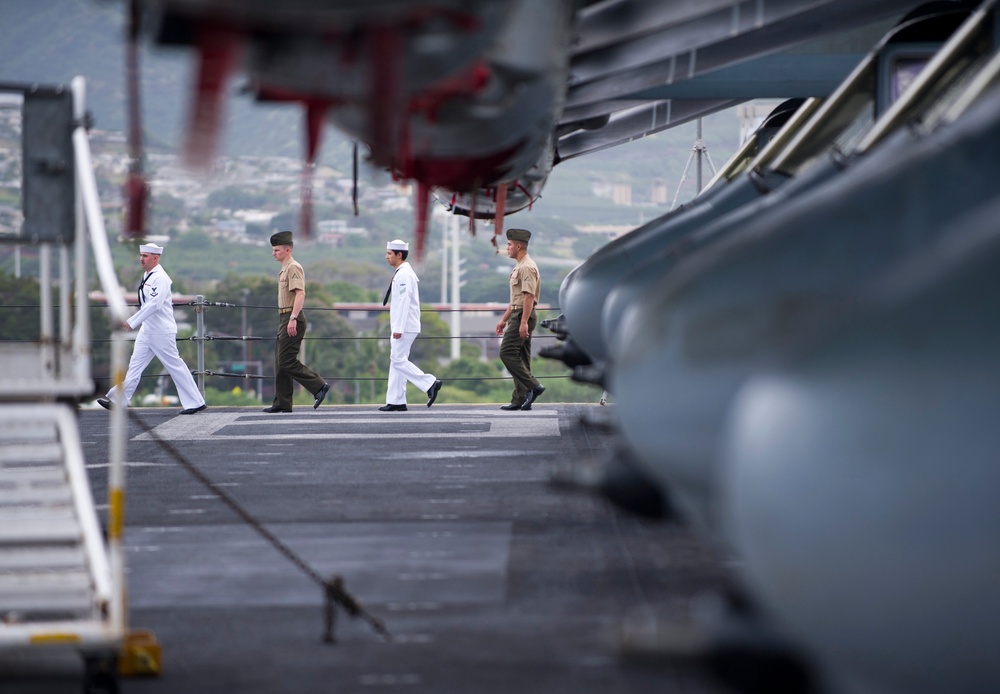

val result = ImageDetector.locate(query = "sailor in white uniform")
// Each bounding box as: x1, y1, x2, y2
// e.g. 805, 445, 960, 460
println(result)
380, 239, 442, 411
99, 243, 206, 414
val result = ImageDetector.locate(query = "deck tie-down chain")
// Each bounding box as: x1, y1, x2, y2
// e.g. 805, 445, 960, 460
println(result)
126, 409, 391, 643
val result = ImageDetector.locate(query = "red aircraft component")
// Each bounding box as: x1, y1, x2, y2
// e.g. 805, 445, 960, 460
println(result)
134, 1, 572, 259
123, 0, 146, 238
184, 23, 241, 170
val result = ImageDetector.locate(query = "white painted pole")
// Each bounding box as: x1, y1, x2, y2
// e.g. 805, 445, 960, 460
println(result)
449, 215, 461, 361
72, 77, 129, 325
74, 75, 127, 641
440, 213, 449, 304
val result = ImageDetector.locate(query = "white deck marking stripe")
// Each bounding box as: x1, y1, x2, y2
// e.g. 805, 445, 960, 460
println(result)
237, 409, 557, 417
133, 411, 560, 441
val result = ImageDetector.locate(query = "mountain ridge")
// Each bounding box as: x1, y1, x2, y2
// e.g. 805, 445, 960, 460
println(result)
0, 1, 741, 192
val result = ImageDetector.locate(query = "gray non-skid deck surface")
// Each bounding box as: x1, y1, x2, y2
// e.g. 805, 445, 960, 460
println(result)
7, 405, 735, 693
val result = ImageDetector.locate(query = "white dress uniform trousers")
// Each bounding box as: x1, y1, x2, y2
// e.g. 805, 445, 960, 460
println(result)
386, 262, 436, 404
107, 265, 206, 410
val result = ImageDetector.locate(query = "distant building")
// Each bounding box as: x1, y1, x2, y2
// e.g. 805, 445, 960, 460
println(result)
650, 178, 670, 205
317, 218, 368, 245
0, 204, 21, 236
611, 182, 632, 206
213, 219, 247, 236
143, 235, 171, 248
234, 209, 278, 226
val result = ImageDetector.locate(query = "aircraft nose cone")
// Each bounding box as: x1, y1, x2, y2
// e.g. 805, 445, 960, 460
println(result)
721, 208, 1000, 694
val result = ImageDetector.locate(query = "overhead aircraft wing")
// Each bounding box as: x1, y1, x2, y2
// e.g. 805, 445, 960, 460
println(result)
554, 0, 924, 161
129, 0, 931, 255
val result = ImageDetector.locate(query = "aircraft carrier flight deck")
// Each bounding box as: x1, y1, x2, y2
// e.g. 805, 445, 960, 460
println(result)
3, 404, 735, 694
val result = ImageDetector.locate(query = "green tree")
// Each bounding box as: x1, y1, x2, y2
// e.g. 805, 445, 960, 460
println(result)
438, 357, 505, 396
245, 222, 269, 243
203, 386, 261, 406
413, 309, 450, 365
338, 327, 386, 405
299, 303, 365, 405
309, 258, 385, 291
150, 192, 188, 230
206, 186, 268, 210
269, 211, 297, 231
0, 271, 42, 340
207, 273, 369, 405
324, 280, 378, 303
369, 305, 450, 363
461, 271, 512, 304
170, 228, 214, 254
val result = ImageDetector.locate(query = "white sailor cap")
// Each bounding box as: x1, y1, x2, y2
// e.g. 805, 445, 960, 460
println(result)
386, 239, 409, 251
139, 243, 164, 255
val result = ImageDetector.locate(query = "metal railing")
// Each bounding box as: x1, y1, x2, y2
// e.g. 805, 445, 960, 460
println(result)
0, 77, 129, 649
0, 299, 564, 398
71, 76, 130, 644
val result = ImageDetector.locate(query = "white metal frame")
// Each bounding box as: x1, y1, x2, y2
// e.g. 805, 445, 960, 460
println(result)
0, 404, 115, 648
0, 76, 129, 652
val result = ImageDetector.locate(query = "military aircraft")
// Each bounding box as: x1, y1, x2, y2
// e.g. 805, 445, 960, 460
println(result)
609, 0, 997, 537
544, 0, 982, 529
547, 2, 976, 377
129, 0, 927, 254
719, 109, 1000, 694
606, 6, 1000, 692
108, 2, 1000, 693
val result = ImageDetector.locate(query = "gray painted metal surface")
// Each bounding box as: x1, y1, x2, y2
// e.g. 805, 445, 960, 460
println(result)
558, 3, 979, 369
611, 62, 1000, 535
0, 405, 734, 694
721, 197, 1000, 694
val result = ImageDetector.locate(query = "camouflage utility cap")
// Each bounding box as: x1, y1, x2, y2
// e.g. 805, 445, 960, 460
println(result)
506, 228, 531, 243
270, 231, 293, 246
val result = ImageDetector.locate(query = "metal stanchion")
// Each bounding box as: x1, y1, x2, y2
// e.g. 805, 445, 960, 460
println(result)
195, 294, 205, 395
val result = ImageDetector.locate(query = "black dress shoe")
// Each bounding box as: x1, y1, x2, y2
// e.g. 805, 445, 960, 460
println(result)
378, 404, 408, 412
426, 380, 442, 408
179, 404, 207, 415
520, 384, 546, 411
96, 398, 112, 411
262, 406, 292, 413
500, 403, 522, 411
313, 382, 331, 409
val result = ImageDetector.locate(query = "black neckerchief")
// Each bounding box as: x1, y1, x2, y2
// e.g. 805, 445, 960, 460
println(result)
137, 269, 152, 305
383, 267, 400, 306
